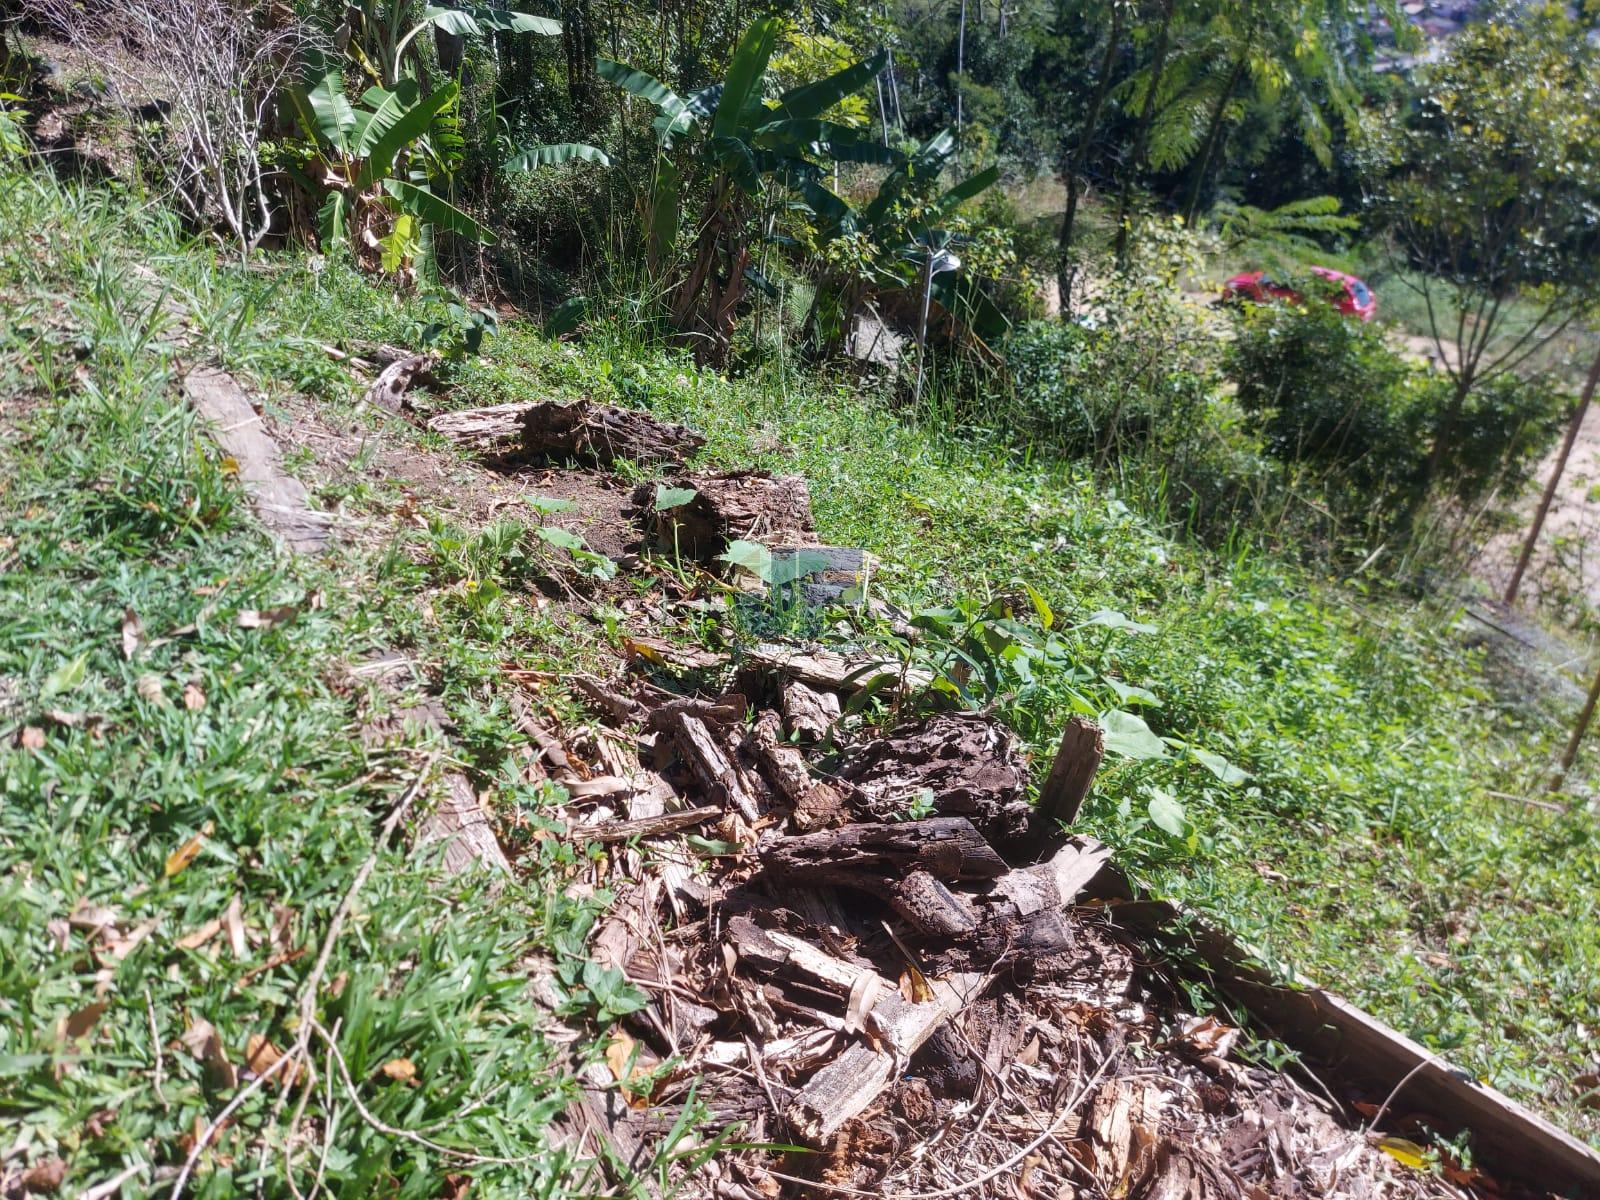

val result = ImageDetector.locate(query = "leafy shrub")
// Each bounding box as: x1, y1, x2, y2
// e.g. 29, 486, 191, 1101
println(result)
1227, 297, 1561, 543
1007, 234, 1218, 460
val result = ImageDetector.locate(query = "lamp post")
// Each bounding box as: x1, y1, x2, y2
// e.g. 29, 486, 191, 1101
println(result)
913, 245, 961, 405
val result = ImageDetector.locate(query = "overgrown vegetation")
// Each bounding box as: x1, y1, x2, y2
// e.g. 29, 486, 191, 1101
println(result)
3, 0, 1600, 1188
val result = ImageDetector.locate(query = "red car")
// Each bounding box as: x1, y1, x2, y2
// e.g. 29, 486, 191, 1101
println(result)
1221, 267, 1377, 322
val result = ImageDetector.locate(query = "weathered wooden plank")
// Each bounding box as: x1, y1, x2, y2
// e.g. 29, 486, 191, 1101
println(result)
1033, 716, 1104, 835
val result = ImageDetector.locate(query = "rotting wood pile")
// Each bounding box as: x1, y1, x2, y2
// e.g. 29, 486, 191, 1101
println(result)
511, 656, 1539, 1200
390, 394, 1589, 1198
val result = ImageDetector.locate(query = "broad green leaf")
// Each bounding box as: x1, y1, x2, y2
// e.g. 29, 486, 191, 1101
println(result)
1191, 746, 1250, 786
545, 296, 587, 336
302, 68, 356, 153
1101, 709, 1167, 759
771, 50, 888, 121
1146, 788, 1187, 837
718, 539, 772, 579
1020, 581, 1053, 629
768, 548, 834, 588
357, 81, 458, 190
536, 526, 586, 552
525, 495, 577, 514
317, 191, 348, 249
380, 179, 496, 244
504, 142, 610, 172
930, 164, 1000, 220
713, 17, 782, 139
649, 155, 680, 264
1107, 677, 1161, 708
596, 59, 685, 117
379, 213, 417, 273
422, 5, 561, 37
1083, 608, 1157, 634
41, 653, 87, 700
654, 485, 698, 510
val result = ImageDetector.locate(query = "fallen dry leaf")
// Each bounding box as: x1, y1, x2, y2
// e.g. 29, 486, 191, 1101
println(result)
135, 673, 164, 704
182, 682, 206, 711
121, 608, 142, 660
103, 916, 160, 962
19, 1156, 67, 1194
237, 603, 300, 630
244, 1033, 300, 1088
68, 901, 120, 936
163, 821, 214, 878
175, 916, 224, 951
1376, 1136, 1428, 1170
604, 1030, 658, 1109
1174, 1015, 1239, 1059
19, 725, 45, 750
180, 1018, 237, 1089
379, 1057, 417, 1083
60, 1000, 108, 1042
45, 709, 91, 729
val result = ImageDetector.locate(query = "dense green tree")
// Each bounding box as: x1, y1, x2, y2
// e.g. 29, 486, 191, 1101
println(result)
1367, 3, 1600, 481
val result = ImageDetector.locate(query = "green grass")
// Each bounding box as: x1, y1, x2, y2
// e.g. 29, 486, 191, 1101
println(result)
0, 173, 663, 1197
215, 266, 1600, 1144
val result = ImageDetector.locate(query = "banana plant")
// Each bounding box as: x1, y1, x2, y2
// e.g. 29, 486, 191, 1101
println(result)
599, 17, 897, 364
339, 2, 562, 88
288, 67, 606, 276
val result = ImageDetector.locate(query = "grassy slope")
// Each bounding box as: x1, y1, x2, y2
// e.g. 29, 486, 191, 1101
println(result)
2, 157, 1597, 1200
0, 175, 642, 1196
288, 289, 1600, 1139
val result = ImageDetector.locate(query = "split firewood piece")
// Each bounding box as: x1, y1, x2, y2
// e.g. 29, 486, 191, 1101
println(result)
362, 352, 438, 413
747, 642, 934, 695
747, 711, 847, 830
726, 916, 889, 996
634, 471, 814, 560
789, 971, 988, 1142
576, 804, 722, 843
1032, 715, 1105, 839
571, 676, 646, 727
642, 693, 747, 734
761, 817, 1008, 884
427, 402, 530, 450
781, 680, 840, 743
668, 713, 764, 824
522, 398, 705, 468
983, 835, 1112, 920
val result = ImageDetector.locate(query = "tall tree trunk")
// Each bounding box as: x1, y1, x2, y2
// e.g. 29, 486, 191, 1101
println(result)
1505, 346, 1600, 605
1553, 653, 1600, 791
956, 0, 968, 147
1113, 0, 1175, 270
1057, 0, 1124, 312
562, 0, 602, 128
1183, 53, 1246, 226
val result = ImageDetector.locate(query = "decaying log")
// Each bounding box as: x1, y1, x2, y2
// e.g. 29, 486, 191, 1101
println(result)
626, 635, 730, 674
982, 836, 1112, 922
362, 352, 438, 412
184, 366, 332, 554
746, 642, 934, 695
748, 711, 847, 830
523, 398, 705, 468
789, 971, 988, 1141
634, 471, 815, 560
781, 680, 840, 743
838, 712, 1033, 849
762, 818, 1008, 884
418, 772, 512, 878
577, 804, 722, 843
669, 713, 764, 824
1033, 715, 1104, 837
427, 402, 530, 450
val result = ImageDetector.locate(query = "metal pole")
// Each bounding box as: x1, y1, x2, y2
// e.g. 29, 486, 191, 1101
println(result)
914, 253, 935, 405
1505, 346, 1600, 606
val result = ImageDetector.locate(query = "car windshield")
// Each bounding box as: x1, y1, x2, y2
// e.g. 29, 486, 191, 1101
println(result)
1350, 281, 1372, 305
